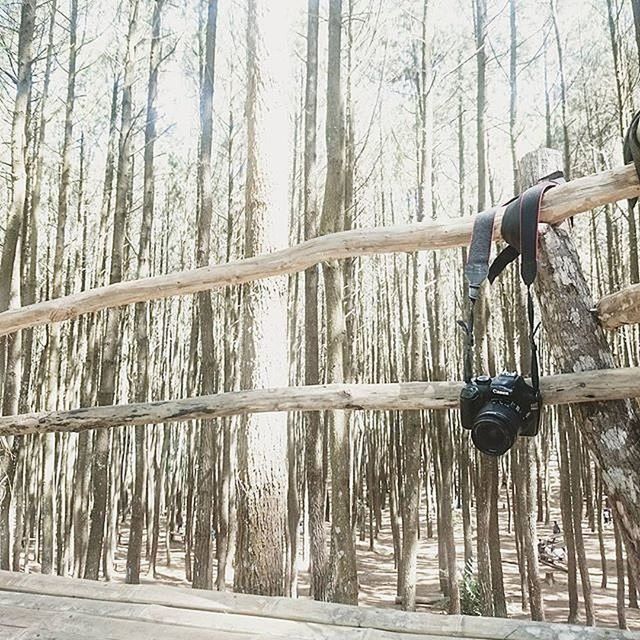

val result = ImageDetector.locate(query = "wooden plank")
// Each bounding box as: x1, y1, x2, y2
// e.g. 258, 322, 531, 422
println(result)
0, 572, 635, 639
0, 590, 473, 640
0, 367, 638, 437
0, 163, 638, 338
4, 608, 255, 640
0, 631, 25, 640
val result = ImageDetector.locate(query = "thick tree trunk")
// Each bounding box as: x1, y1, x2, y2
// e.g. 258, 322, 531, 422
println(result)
521, 148, 640, 586
233, 0, 289, 597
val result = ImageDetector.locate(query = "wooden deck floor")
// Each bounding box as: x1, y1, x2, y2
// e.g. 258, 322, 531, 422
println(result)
0, 571, 636, 640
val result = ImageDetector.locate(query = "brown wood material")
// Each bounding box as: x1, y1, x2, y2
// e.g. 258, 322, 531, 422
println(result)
597, 283, 640, 329
0, 571, 635, 639
0, 367, 638, 437
0, 163, 639, 337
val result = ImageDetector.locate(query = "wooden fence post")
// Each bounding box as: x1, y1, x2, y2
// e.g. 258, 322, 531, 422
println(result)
520, 148, 640, 584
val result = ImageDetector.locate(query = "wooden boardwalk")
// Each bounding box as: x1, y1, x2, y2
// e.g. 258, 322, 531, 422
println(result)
0, 571, 636, 640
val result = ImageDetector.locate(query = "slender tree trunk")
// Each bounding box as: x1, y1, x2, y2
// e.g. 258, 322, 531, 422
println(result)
191, 0, 219, 592
303, 0, 328, 602
399, 0, 433, 611
0, 5, 35, 552
127, 1, 165, 585
85, 0, 139, 580
614, 514, 628, 630
549, 0, 570, 180
0, 0, 34, 321
473, 0, 487, 210
320, 0, 358, 605
476, 454, 493, 616
631, 0, 640, 77
568, 416, 595, 625
42, 0, 79, 576
607, 0, 639, 283
488, 455, 506, 617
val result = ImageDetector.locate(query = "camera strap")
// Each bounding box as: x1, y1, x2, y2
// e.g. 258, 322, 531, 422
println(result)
624, 110, 640, 208
460, 208, 498, 382
461, 175, 563, 392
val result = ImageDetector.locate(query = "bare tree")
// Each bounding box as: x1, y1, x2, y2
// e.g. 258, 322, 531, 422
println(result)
234, 0, 290, 596
192, 0, 219, 591
85, 0, 139, 580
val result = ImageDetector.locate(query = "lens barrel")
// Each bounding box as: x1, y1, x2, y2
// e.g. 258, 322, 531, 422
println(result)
471, 400, 520, 456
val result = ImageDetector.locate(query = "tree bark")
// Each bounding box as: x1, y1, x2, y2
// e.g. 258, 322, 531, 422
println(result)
192, 0, 219, 592
127, 0, 165, 586
84, 0, 139, 580
303, 0, 328, 602
42, 0, 79, 577
521, 148, 640, 586
0, 0, 34, 321
320, 0, 358, 605
233, 0, 289, 597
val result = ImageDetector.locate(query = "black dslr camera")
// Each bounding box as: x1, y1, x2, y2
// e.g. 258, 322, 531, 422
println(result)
460, 372, 540, 456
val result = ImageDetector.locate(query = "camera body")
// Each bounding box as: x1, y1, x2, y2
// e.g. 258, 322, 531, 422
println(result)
460, 372, 540, 456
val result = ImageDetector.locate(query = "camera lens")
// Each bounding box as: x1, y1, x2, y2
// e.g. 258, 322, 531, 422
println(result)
471, 401, 520, 456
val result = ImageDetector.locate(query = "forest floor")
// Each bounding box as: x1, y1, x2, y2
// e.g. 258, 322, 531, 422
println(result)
44, 497, 638, 632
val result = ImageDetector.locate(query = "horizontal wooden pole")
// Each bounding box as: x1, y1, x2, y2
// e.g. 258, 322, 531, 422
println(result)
0, 164, 638, 337
597, 283, 640, 329
0, 367, 638, 437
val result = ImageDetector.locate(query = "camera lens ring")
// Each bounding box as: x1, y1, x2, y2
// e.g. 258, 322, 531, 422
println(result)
472, 400, 521, 456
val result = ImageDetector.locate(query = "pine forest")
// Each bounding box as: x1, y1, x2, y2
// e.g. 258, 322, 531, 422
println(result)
1, 0, 640, 632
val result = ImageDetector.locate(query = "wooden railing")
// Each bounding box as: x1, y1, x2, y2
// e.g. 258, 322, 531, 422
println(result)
0, 368, 637, 436
0, 161, 639, 436
0, 163, 638, 338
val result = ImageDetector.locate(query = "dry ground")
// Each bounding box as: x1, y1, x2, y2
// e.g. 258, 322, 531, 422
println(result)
20, 465, 640, 632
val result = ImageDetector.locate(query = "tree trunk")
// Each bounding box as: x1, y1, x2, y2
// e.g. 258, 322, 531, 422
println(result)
549, 0, 570, 180
473, 0, 487, 210
521, 147, 640, 586
42, 0, 79, 577
320, 0, 358, 605
303, 0, 328, 602
191, 0, 219, 591
0, 0, 34, 320
233, 0, 289, 597
126, 0, 164, 585
614, 514, 628, 630
85, 0, 139, 580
